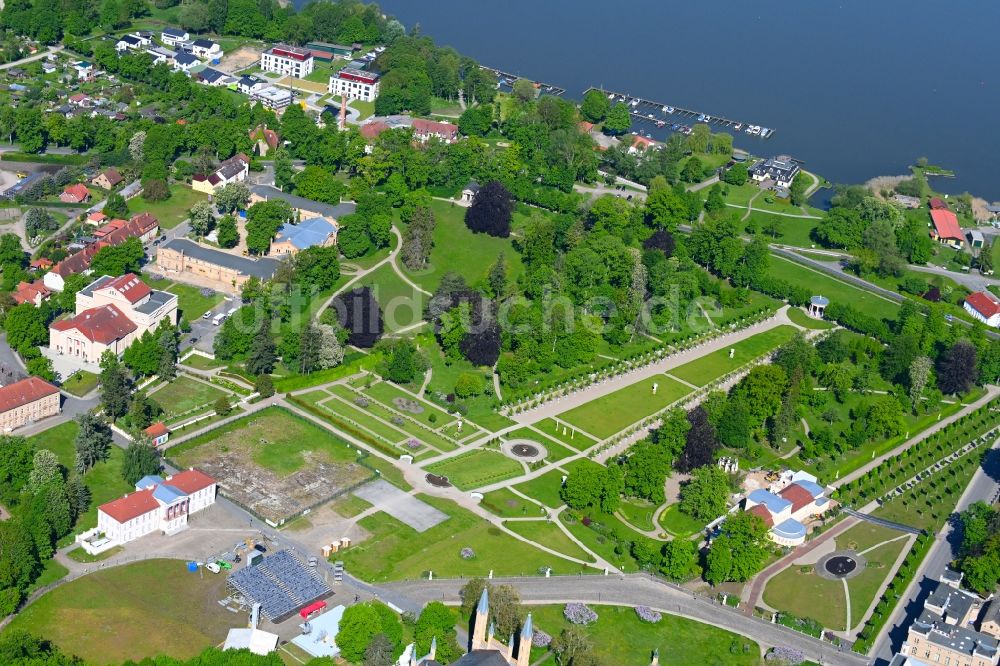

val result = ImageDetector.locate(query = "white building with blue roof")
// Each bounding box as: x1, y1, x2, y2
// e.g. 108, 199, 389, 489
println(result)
743, 471, 830, 546
269, 217, 338, 257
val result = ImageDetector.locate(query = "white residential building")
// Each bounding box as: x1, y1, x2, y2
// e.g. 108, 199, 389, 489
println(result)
251, 86, 293, 112
96, 470, 217, 545
965, 291, 1000, 328
191, 38, 222, 60
160, 27, 190, 47
328, 68, 380, 102
260, 45, 314, 78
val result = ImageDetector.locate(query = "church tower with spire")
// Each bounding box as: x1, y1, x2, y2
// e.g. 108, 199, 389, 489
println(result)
466, 587, 533, 666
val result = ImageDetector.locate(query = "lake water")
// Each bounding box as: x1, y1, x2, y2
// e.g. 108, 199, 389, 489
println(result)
321, 0, 1000, 200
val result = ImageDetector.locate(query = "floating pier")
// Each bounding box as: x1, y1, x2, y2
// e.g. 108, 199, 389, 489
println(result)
584, 87, 775, 139
480, 65, 566, 96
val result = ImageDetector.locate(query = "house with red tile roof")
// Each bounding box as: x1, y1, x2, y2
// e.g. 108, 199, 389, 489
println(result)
628, 134, 659, 154
411, 118, 459, 144
86, 211, 107, 225
30, 258, 53, 271
250, 125, 280, 156
929, 197, 949, 210
929, 208, 963, 248
192, 153, 250, 194
59, 183, 90, 203
96, 469, 216, 546
43, 215, 159, 292
49, 273, 177, 364
13, 280, 51, 306
144, 421, 170, 446
0, 376, 59, 432
92, 168, 123, 190
964, 291, 1000, 328
742, 470, 830, 546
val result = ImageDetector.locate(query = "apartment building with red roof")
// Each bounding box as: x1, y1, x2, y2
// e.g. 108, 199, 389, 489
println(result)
0, 376, 60, 432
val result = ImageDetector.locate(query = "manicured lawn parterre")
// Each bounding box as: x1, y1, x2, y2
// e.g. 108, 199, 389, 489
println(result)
170, 407, 361, 476
5, 559, 238, 664
617, 498, 657, 532
557, 375, 692, 439
60, 369, 99, 397
533, 418, 596, 451
128, 183, 207, 229
515, 469, 570, 509
148, 375, 228, 423
364, 380, 455, 427
424, 449, 523, 490
658, 503, 707, 538
766, 256, 901, 322
338, 494, 592, 581
528, 604, 761, 666
181, 353, 227, 371
400, 199, 525, 292
162, 282, 225, 320
668, 325, 797, 387
502, 519, 595, 563
481, 487, 545, 518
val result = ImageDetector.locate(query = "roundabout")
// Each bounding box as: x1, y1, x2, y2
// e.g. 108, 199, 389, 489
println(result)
816, 551, 865, 581
501, 438, 548, 463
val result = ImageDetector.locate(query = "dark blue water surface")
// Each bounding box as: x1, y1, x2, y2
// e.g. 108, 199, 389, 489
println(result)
323, 0, 1000, 199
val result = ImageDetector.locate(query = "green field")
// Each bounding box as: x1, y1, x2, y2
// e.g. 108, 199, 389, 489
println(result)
170, 407, 360, 476
337, 494, 591, 581
28, 421, 132, 533
786, 306, 835, 330
180, 354, 227, 371
503, 519, 595, 562
557, 375, 692, 439
149, 375, 228, 423
668, 325, 797, 387
356, 262, 425, 332
400, 199, 525, 291
364, 380, 455, 426
766, 256, 901, 321
528, 604, 760, 666
481, 487, 545, 518
747, 212, 820, 248
424, 449, 523, 490
5, 559, 237, 664
618, 498, 657, 532
127, 183, 207, 230
60, 370, 99, 397
532, 418, 596, 451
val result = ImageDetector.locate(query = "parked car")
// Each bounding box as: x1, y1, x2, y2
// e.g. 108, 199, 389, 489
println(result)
308, 557, 318, 567
205, 562, 221, 574
253, 543, 267, 554
215, 560, 232, 570
202, 312, 211, 319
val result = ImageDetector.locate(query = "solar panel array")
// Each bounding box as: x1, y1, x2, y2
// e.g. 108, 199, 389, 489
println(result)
229, 551, 330, 620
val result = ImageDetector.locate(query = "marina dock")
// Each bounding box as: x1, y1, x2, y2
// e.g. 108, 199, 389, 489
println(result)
480, 65, 566, 96
583, 87, 775, 139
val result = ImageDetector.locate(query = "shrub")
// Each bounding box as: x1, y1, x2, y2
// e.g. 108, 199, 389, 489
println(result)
459, 547, 475, 560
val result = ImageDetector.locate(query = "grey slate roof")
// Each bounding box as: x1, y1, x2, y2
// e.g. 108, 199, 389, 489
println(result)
161, 239, 279, 279
250, 185, 356, 220
134, 290, 174, 315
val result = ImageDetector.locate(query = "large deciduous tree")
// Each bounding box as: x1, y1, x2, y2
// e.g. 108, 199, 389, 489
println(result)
73, 412, 112, 474
938, 339, 979, 395
465, 180, 513, 238
330, 287, 384, 348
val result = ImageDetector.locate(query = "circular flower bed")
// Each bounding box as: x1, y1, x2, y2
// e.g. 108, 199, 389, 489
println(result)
635, 606, 661, 623
564, 603, 598, 626
460, 547, 475, 560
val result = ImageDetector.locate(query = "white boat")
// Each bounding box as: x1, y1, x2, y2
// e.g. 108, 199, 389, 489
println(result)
733, 123, 742, 131
745, 125, 754, 134
608, 93, 615, 100
704, 115, 712, 122
761, 127, 770, 137
665, 106, 674, 114
631, 99, 639, 106
696, 113, 705, 121
647, 113, 655, 119
751, 126, 761, 135
661, 106, 668, 113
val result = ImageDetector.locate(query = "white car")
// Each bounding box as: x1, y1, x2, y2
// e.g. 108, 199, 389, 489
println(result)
205, 562, 221, 574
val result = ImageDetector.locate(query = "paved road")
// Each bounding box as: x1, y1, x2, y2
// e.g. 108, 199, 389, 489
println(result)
384, 575, 868, 666
0, 46, 63, 71
870, 436, 1000, 665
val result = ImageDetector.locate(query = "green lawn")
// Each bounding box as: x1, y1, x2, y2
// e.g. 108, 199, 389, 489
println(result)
618, 499, 657, 532
763, 565, 847, 630
60, 370, 99, 397
786, 306, 835, 330
528, 604, 760, 666
515, 469, 570, 508
148, 375, 228, 422
337, 494, 592, 581
180, 354, 227, 371
658, 503, 707, 538
356, 261, 425, 332
400, 199, 525, 292
162, 282, 225, 320
557, 376, 692, 439
24, 558, 69, 595
364, 380, 455, 427
424, 449, 523, 490
668, 325, 797, 387
170, 407, 361, 476
503, 519, 595, 562
127, 183, 206, 230
28, 422, 133, 534
332, 493, 373, 518
481, 487, 545, 518
531, 419, 596, 451
501, 427, 577, 462
5, 559, 238, 664
766, 256, 901, 322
